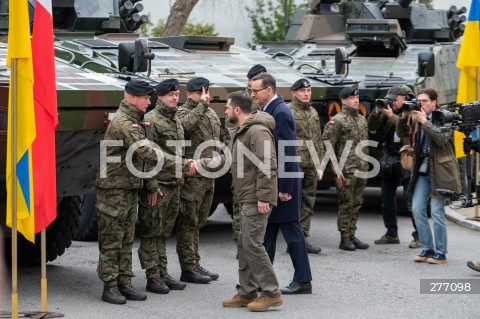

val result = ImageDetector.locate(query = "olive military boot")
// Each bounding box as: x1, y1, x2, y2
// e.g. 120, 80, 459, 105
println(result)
146, 276, 170, 294
196, 266, 219, 280
102, 285, 126, 305
339, 237, 356, 251
161, 273, 186, 290
180, 268, 212, 284
118, 283, 147, 301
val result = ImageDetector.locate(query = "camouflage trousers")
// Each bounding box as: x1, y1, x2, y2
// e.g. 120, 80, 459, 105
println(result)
177, 177, 214, 271
138, 185, 180, 278
96, 188, 138, 286
336, 173, 367, 237
300, 166, 318, 238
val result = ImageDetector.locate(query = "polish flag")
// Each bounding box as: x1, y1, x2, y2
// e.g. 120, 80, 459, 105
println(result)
32, 0, 58, 233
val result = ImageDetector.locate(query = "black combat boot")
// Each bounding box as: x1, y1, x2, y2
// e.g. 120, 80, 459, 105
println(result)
339, 237, 356, 251
146, 276, 170, 294
102, 285, 126, 305
161, 273, 186, 290
196, 266, 219, 280
351, 236, 369, 249
118, 283, 147, 301
306, 240, 321, 254
180, 268, 212, 284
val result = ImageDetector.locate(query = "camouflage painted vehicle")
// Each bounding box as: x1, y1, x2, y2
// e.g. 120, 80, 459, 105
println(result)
0, 0, 355, 263
252, 0, 466, 171
255, 0, 466, 109
0, 0, 150, 264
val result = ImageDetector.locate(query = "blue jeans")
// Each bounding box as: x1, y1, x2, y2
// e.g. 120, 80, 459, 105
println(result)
412, 175, 447, 254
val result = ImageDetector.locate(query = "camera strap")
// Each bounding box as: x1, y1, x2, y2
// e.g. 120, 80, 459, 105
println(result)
407, 116, 414, 148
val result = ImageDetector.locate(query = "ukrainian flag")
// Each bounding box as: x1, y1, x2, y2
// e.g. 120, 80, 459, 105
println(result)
455, 0, 480, 158
6, 0, 36, 243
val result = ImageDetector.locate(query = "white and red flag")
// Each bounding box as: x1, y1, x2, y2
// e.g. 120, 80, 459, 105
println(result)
32, 0, 58, 233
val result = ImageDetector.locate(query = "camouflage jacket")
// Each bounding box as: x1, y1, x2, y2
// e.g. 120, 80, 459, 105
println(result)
144, 102, 185, 189
96, 99, 177, 190
288, 97, 325, 169
177, 98, 221, 163
322, 105, 369, 173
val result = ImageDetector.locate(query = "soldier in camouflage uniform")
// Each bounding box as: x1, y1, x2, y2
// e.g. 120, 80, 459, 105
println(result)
322, 87, 370, 251
177, 77, 221, 283
138, 79, 187, 294
95, 79, 183, 304
288, 79, 324, 254
228, 64, 267, 243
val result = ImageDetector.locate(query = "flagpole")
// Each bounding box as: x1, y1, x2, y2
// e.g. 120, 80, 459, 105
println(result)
41, 229, 47, 312
10, 58, 19, 319
475, 65, 479, 218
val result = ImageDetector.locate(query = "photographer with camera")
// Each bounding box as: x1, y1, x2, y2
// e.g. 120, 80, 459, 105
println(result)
368, 85, 419, 248
397, 88, 461, 264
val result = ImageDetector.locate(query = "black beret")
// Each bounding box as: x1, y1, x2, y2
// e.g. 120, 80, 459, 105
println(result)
186, 77, 209, 92
247, 64, 267, 79
156, 78, 179, 96
290, 79, 311, 90
125, 79, 154, 96
339, 87, 359, 99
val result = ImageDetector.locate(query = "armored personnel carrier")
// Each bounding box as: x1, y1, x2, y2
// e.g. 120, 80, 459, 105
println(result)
1, 0, 355, 263
255, 0, 466, 109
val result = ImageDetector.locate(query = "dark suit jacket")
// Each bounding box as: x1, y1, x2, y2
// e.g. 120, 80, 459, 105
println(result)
262, 95, 301, 223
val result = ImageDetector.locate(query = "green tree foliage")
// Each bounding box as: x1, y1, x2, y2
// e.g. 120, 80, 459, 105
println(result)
246, 0, 307, 44
139, 18, 218, 37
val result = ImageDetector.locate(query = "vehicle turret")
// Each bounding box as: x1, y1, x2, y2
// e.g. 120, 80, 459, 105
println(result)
258, 0, 467, 106
0, 0, 149, 36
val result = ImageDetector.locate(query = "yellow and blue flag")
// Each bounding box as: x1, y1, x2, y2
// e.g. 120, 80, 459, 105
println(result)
6, 0, 36, 243
454, 0, 480, 157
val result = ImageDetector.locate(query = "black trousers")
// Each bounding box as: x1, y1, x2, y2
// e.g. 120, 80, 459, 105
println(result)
263, 220, 312, 283
381, 162, 418, 239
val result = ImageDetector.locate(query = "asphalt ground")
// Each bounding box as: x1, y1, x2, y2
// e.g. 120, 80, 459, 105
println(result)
2, 187, 479, 319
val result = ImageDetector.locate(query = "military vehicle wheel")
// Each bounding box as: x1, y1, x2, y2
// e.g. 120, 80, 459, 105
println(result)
5, 196, 81, 266
75, 194, 98, 241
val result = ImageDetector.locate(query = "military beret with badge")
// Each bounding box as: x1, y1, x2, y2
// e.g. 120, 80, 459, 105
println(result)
155, 78, 179, 96
125, 79, 155, 96
247, 64, 267, 79
186, 77, 210, 92
290, 78, 311, 90
339, 87, 359, 99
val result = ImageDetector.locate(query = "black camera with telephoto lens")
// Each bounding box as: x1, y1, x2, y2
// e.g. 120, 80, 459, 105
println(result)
401, 99, 421, 112
375, 98, 392, 109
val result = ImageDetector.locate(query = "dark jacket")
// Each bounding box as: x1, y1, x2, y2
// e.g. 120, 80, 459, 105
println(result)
263, 95, 302, 223
367, 110, 407, 155
397, 110, 461, 197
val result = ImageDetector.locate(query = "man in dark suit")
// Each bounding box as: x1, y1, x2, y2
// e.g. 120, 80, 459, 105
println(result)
250, 73, 313, 295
